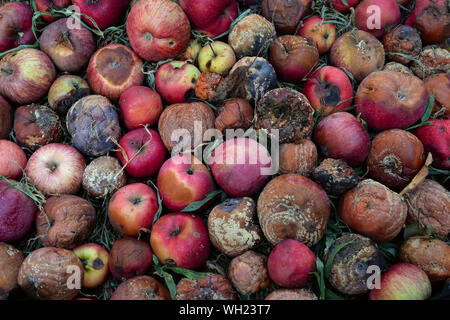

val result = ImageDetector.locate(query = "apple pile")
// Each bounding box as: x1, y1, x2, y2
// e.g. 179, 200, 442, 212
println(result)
0, 0, 449, 301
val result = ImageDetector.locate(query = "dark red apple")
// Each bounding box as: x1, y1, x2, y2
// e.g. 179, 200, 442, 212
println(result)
355, 0, 401, 39
298, 16, 337, 55
117, 127, 167, 178
72, 0, 130, 30
0, 140, 27, 180
150, 212, 210, 270
328, 0, 360, 13
0, 2, 34, 52
35, 0, 71, 23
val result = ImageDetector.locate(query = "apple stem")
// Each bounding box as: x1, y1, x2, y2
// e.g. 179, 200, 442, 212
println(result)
208, 43, 217, 57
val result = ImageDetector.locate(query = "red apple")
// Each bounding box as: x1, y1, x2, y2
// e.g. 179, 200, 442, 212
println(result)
267, 239, 317, 288
87, 44, 144, 102
157, 154, 216, 212
72, 0, 129, 30
303, 66, 353, 115
179, 0, 238, 38
0, 140, 27, 180
314, 112, 371, 167
0, 95, 12, 139
25, 143, 86, 196
155, 61, 201, 104
73, 243, 110, 289
355, 0, 401, 39
127, 0, 191, 62
0, 2, 34, 52
108, 237, 153, 280
328, 0, 360, 12
370, 263, 432, 300
298, 16, 337, 55
150, 212, 210, 270
35, 0, 71, 23
108, 183, 159, 237
209, 138, 273, 197
117, 128, 167, 178
414, 117, 450, 170
0, 48, 56, 105
40, 18, 96, 73
0, 179, 37, 243
119, 86, 163, 131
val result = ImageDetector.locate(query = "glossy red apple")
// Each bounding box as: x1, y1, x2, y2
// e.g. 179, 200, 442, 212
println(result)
117, 128, 167, 178
298, 16, 337, 55
73, 243, 110, 289
303, 66, 353, 115
328, 0, 360, 12
179, 0, 238, 37
157, 154, 216, 212
72, 0, 129, 30
25, 143, 86, 196
355, 0, 401, 39
119, 86, 163, 131
0, 140, 27, 180
35, 0, 71, 23
150, 212, 210, 270
314, 112, 371, 167
127, 0, 191, 62
0, 2, 34, 52
108, 183, 159, 237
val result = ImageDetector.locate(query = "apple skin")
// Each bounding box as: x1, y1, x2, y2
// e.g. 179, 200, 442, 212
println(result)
25, 143, 86, 196
0, 140, 27, 180
73, 243, 110, 289
117, 128, 167, 178
355, 0, 401, 39
0, 179, 37, 243
150, 212, 210, 270
157, 154, 216, 212
314, 112, 371, 167
209, 138, 273, 197
108, 183, 159, 237
328, 0, 361, 12
303, 66, 353, 115
47, 75, 90, 115
267, 239, 317, 288
40, 18, 96, 73
179, 40, 202, 63
180, 0, 238, 38
119, 86, 163, 131
414, 117, 450, 170
0, 2, 34, 52
0, 48, 56, 105
298, 16, 337, 55
155, 61, 201, 104
35, 0, 71, 23
72, 0, 129, 30
198, 41, 236, 76
0, 96, 12, 139
127, 0, 191, 62
370, 263, 432, 300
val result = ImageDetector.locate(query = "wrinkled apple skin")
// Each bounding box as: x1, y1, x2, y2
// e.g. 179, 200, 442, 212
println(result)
0, 2, 34, 52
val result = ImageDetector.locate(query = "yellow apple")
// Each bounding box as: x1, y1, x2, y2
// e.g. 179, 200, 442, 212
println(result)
198, 41, 236, 75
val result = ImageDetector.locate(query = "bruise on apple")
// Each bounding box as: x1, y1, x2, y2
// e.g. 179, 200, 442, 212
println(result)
48, 75, 91, 114
256, 88, 315, 143
262, 0, 307, 34
109, 237, 152, 280
95, 46, 135, 86
312, 158, 360, 196
175, 273, 236, 300
265, 288, 318, 300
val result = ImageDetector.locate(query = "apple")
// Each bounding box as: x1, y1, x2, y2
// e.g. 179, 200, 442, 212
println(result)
314, 112, 371, 167
0, 179, 37, 243
298, 16, 337, 55
267, 239, 317, 288
209, 138, 273, 197
0, 140, 27, 180
40, 18, 96, 73
25, 143, 86, 196
108, 183, 159, 237
35, 0, 71, 23
87, 43, 144, 102
198, 41, 236, 76
328, 0, 360, 12
73, 243, 110, 289
0, 48, 56, 105
269, 35, 319, 84
47, 75, 90, 114
303, 66, 353, 115
179, 40, 202, 63
116, 128, 167, 178
127, 0, 191, 62
119, 86, 163, 131
0, 96, 12, 139
0, 2, 34, 52
355, 0, 401, 39
370, 263, 432, 300
157, 154, 216, 212
72, 0, 129, 30
180, 0, 238, 38
150, 212, 210, 270
108, 237, 153, 280
155, 61, 201, 104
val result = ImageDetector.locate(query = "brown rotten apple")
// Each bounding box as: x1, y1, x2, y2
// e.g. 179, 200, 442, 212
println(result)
175, 273, 236, 300
278, 141, 318, 176
228, 251, 270, 295
382, 25, 422, 64
40, 18, 96, 73
111, 276, 171, 300
0, 49, 56, 105
262, 0, 309, 34
48, 75, 90, 114
0, 243, 24, 299
127, 0, 191, 62
87, 44, 144, 102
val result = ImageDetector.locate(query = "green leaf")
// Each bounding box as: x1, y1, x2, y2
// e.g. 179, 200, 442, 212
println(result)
341, 0, 349, 6
181, 190, 224, 212
314, 258, 326, 300
325, 240, 353, 278
421, 94, 435, 123
326, 288, 347, 300
164, 266, 208, 280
